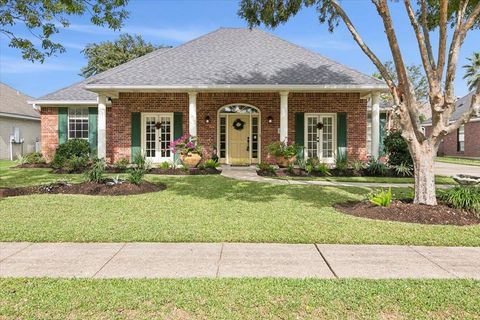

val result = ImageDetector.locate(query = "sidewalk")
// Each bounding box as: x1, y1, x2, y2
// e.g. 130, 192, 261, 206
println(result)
1, 242, 479, 279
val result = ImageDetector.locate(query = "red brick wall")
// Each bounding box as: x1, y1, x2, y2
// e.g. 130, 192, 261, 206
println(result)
429, 121, 480, 157
40, 107, 58, 161
40, 91, 369, 163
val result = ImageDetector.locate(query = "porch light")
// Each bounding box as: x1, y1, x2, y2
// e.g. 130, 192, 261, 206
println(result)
267, 116, 273, 124
205, 115, 211, 124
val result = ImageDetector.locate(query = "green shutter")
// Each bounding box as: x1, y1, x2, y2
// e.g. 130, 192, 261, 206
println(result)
379, 113, 387, 156
58, 107, 68, 145
88, 107, 98, 156
337, 112, 347, 160
174, 112, 183, 139
295, 112, 305, 160
131, 112, 141, 161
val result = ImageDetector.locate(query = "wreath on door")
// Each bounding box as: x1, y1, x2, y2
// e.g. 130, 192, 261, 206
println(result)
232, 118, 246, 131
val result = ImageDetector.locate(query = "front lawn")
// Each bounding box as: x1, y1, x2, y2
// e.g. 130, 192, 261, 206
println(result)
273, 175, 455, 184
1, 278, 479, 319
435, 156, 480, 167
1, 163, 479, 246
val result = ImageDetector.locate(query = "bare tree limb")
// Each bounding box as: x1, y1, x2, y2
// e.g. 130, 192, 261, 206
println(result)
436, 0, 449, 82
420, 0, 436, 71
443, 84, 480, 135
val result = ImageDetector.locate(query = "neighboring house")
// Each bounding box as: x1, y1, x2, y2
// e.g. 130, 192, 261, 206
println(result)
424, 92, 479, 157
31, 28, 387, 165
0, 83, 40, 160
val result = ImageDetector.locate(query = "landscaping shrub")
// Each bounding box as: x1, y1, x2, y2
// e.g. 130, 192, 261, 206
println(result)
383, 130, 413, 167
158, 161, 171, 169
204, 159, 219, 169
364, 159, 388, 176
267, 141, 299, 158
438, 186, 480, 216
113, 158, 129, 171
85, 158, 106, 182
257, 162, 275, 173
132, 152, 152, 170
369, 187, 393, 207
64, 155, 88, 173
17, 152, 46, 164
52, 139, 90, 169
127, 167, 145, 185
335, 152, 348, 171
350, 160, 365, 172
314, 162, 331, 176
394, 162, 413, 177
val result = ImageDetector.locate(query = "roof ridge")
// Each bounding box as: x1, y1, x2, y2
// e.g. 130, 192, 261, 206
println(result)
0, 82, 34, 99
251, 28, 384, 84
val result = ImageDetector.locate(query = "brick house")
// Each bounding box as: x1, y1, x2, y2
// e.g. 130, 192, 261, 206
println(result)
424, 92, 480, 158
31, 28, 387, 165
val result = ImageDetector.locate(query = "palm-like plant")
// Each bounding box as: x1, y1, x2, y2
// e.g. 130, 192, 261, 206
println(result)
463, 52, 480, 91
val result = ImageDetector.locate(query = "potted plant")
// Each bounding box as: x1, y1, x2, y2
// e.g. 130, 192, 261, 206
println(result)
170, 135, 203, 168
267, 140, 300, 168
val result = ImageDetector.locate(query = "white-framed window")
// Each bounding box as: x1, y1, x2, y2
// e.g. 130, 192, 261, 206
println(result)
457, 125, 465, 152
68, 108, 89, 139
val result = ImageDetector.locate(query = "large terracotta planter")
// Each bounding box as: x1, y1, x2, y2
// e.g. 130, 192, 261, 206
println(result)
180, 153, 202, 168
275, 155, 296, 168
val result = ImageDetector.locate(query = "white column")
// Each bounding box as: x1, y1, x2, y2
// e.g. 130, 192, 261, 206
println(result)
371, 91, 381, 159
97, 94, 107, 159
188, 92, 197, 136
279, 91, 289, 142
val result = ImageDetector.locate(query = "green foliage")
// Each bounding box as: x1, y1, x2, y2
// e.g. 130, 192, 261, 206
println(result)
257, 162, 275, 173
438, 186, 480, 215
80, 33, 167, 77
365, 159, 388, 176
335, 152, 348, 170
383, 130, 413, 167
52, 139, 90, 169
287, 163, 294, 173
315, 162, 331, 176
463, 52, 480, 91
369, 188, 393, 208
85, 159, 106, 182
64, 155, 88, 173
394, 162, 413, 177
350, 160, 365, 172
204, 159, 220, 169
267, 141, 300, 158
127, 167, 145, 185
17, 152, 46, 165
158, 161, 171, 170
113, 158, 129, 171
132, 152, 152, 170
1, 0, 128, 62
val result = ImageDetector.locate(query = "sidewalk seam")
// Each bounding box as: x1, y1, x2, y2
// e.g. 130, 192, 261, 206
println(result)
314, 244, 338, 279
409, 246, 458, 278
0, 243, 34, 263
92, 243, 126, 278
215, 243, 224, 277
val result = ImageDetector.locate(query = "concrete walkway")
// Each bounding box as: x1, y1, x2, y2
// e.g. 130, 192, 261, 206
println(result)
434, 161, 480, 177
1, 242, 479, 279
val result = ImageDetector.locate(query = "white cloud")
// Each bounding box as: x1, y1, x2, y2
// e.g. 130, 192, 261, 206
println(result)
0, 56, 79, 74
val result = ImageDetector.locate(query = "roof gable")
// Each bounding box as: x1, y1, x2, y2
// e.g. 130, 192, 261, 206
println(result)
0, 83, 39, 119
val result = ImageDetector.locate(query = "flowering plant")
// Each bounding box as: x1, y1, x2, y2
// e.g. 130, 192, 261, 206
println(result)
170, 134, 202, 155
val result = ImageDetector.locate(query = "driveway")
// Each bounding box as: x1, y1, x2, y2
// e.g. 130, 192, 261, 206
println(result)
434, 161, 480, 177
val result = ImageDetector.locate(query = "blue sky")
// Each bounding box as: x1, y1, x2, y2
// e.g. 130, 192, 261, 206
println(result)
1, 0, 478, 98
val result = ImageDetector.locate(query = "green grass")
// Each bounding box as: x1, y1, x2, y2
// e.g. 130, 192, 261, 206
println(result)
435, 156, 480, 167
1, 278, 479, 319
273, 175, 456, 184
1, 162, 479, 246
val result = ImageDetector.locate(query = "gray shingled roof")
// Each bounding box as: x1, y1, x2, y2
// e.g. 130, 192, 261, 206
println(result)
0, 83, 39, 119
37, 47, 172, 102
37, 28, 385, 102
424, 92, 478, 125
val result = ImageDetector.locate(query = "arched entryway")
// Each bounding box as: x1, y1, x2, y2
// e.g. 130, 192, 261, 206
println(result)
217, 104, 261, 165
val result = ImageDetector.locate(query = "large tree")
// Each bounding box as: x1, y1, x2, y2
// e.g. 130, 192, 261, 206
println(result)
0, 0, 128, 62
239, 0, 480, 205
80, 33, 168, 78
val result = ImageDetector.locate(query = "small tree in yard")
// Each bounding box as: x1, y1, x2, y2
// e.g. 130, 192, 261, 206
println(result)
239, 0, 480, 205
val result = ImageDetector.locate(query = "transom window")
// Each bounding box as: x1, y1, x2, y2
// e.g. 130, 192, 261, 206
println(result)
219, 105, 259, 114
68, 108, 89, 139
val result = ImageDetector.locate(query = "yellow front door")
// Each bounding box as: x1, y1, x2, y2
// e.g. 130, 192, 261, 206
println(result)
228, 115, 250, 165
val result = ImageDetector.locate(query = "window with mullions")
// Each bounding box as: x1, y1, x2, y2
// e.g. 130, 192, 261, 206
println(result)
68, 108, 89, 139
457, 125, 465, 152
219, 116, 226, 158
251, 116, 259, 159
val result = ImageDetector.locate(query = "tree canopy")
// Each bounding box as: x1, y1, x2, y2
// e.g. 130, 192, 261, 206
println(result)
80, 33, 168, 78
463, 52, 480, 91
0, 0, 129, 62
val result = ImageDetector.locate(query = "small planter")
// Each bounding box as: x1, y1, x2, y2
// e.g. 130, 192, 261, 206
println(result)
180, 153, 202, 168
275, 155, 296, 168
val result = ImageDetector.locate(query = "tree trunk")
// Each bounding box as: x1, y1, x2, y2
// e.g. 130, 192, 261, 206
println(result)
411, 142, 437, 205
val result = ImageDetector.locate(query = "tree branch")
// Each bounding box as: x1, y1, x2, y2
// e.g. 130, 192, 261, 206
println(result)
443, 83, 480, 135
436, 0, 448, 81
420, 0, 436, 71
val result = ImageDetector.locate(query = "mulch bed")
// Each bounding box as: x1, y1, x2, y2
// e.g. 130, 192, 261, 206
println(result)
335, 200, 480, 226
15, 163, 50, 169
0, 180, 166, 197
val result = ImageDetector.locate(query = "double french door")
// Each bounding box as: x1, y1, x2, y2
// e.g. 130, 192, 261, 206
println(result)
142, 113, 174, 163
305, 114, 336, 163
